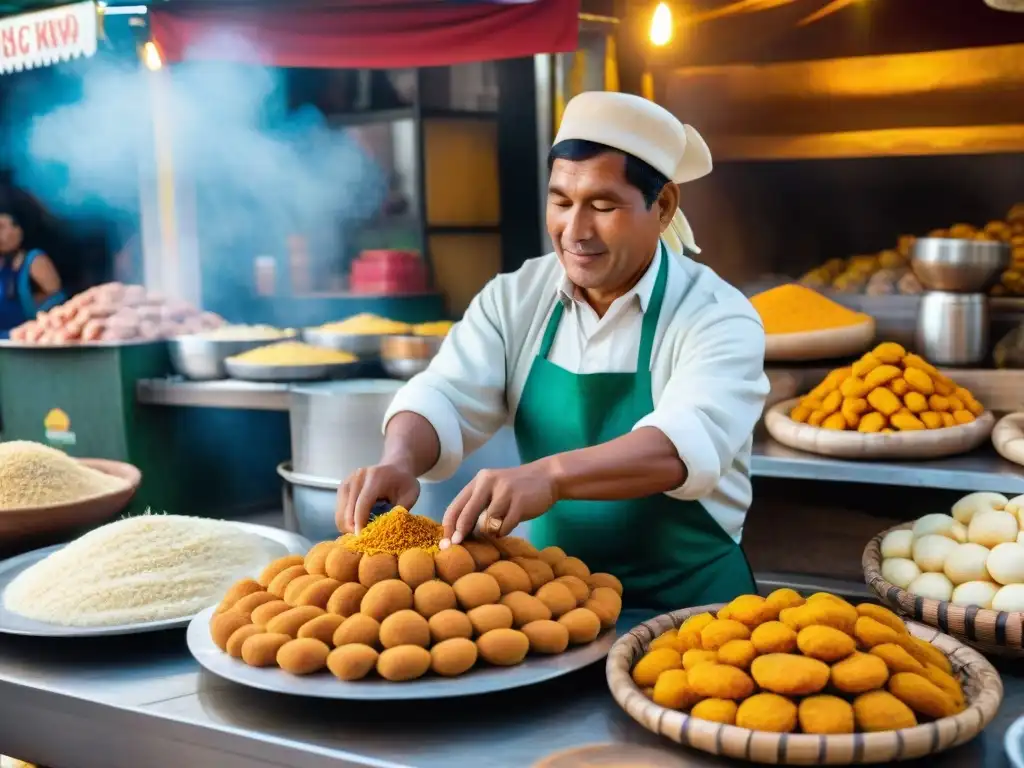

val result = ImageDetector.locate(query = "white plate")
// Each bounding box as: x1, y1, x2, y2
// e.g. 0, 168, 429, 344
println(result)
188, 605, 616, 700
1007, 713, 1024, 768
0, 523, 311, 637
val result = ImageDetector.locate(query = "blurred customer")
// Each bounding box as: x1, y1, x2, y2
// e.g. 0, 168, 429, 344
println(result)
0, 210, 65, 338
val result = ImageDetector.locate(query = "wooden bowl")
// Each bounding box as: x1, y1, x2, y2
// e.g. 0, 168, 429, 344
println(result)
765, 398, 995, 460
607, 603, 1003, 764
764, 319, 875, 362
864, 522, 1024, 658
0, 459, 141, 545
992, 412, 1024, 468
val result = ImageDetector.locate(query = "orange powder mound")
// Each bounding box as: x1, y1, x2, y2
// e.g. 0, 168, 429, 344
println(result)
751, 284, 870, 335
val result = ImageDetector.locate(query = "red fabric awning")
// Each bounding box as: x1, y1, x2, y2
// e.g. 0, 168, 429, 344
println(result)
150, 0, 579, 69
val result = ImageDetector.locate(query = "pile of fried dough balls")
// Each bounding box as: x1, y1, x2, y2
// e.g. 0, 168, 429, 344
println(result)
209, 536, 621, 682
631, 590, 966, 734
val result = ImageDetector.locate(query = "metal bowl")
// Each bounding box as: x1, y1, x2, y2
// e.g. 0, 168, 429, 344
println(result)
911, 238, 1010, 292
224, 358, 359, 383
381, 334, 444, 380
168, 336, 291, 380
302, 328, 394, 358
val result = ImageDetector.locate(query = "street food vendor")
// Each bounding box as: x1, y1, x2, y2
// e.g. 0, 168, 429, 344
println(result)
0, 210, 64, 338
336, 92, 770, 610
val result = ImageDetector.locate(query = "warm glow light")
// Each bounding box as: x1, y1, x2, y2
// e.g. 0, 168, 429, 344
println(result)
649, 3, 673, 47
142, 41, 163, 71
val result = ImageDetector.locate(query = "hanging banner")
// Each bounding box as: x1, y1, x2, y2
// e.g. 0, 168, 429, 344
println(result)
0, 1, 97, 75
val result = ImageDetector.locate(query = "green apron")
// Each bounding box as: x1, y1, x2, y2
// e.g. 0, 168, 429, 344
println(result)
513, 246, 756, 612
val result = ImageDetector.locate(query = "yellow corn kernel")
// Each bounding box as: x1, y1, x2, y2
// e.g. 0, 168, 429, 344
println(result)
808, 410, 827, 427
891, 411, 925, 431
920, 411, 943, 429
858, 412, 887, 433
903, 368, 935, 396
821, 390, 843, 415
852, 353, 882, 378
953, 410, 976, 425
840, 377, 872, 398
889, 378, 909, 396
941, 412, 957, 428
822, 412, 847, 430
928, 395, 951, 412
790, 405, 812, 423
903, 392, 928, 414
864, 364, 902, 389
841, 397, 869, 428
867, 387, 902, 416
872, 342, 907, 364
902, 354, 938, 376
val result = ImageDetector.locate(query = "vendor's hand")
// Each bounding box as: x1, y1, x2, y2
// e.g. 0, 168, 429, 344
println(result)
440, 463, 558, 549
336, 464, 420, 535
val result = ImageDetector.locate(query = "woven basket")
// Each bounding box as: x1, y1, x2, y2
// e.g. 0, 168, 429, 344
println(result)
765, 399, 995, 460
607, 603, 1003, 764
764, 320, 875, 362
992, 412, 1024, 469
864, 523, 1024, 658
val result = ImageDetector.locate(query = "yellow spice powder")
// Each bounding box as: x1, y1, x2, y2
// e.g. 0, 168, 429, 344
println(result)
344, 506, 443, 555
751, 284, 869, 335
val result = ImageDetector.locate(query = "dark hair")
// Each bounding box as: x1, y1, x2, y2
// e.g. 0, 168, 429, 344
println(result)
548, 139, 670, 209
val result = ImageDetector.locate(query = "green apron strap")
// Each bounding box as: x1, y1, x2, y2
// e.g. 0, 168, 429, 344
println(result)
538, 300, 565, 360
637, 244, 668, 370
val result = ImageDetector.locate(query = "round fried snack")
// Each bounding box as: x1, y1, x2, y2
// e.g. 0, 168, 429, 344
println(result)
485, 561, 534, 595
583, 587, 622, 629
303, 541, 335, 576
413, 580, 458, 618
682, 649, 719, 671
870, 643, 924, 674
750, 654, 829, 696
796, 625, 856, 663
397, 548, 436, 590
535, 581, 577, 618
241, 632, 291, 667
700, 619, 751, 651
538, 546, 567, 568
903, 636, 953, 675
278, 638, 330, 675
463, 539, 501, 570
853, 615, 902, 648
736, 693, 797, 733
512, 557, 555, 591
359, 553, 399, 588
333, 613, 381, 648
210, 611, 252, 651
231, 591, 280, 619
888, 672, 961, 718
326, 582, 368, 618
522, 619, 569, 654
750, 621, 797, 655
435, 545, 476, 584
477, 628, 530, 666
553, 556, 590, 581
493, 536, 540, 560
361, 579, 414, 622
216, 579, 264, 614
588, 572, 624, 596
452, 572, 502, 611
652, 668, 698, 710
266, 606, 325, 637
764, 587, 804, 615
267, 565, 308, 598
226, 624, 263, 658
799, 695, 855, 735
325, 547, 362, 584
501, 592, 552, 627
853, 690, 917, 732
855, 603, 908, 636
632, 648, 682, 687
250, 600, 291, 627
283, 574, 322, 606
716, 639, 757, 670
720, 594, 770, 627
327, 643, 378, 681
687, 663, 756, 700
297, 613, 345, 645
379, 610, 431, 649
468, 604, 515, 635
681, 612, 716, 635
559, 608, 601, 644
690, 698, 738, 725
296, 578, 344, 610
377, 645, 432, 681
258, 555, 305, 587
919, 663, 965, 707
428, 609, 474, 643
430, 637, 478, 677
831, 652, 890, 695
553, 575, 590, 605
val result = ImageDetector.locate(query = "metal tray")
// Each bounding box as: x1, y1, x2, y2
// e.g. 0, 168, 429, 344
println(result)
0, 523, 311, 638
302, 328, 392, 358
225, 358, 359, 382
188, 604, 616, 700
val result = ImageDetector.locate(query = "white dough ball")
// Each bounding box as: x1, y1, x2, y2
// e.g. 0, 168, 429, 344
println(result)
881, 530, 914, 559
950, 580, 1000, 609
1007, 494, 1024, 525
968, 510, 1019, 548
952, 492, 1008, 525
912, 514, 961, 540
881, 558, 921, 590
992, 584, 1024, 613
1017, 531, 1024, 545
943, 543, 992, 585
985, 542, 1024, 585
908, 572, 954, 602
912, 534, 959, 572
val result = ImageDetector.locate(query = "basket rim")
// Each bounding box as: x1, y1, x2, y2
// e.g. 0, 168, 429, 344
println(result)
863, 522, 1024, 645
768, 398, 995, 439
606, 601, 1004, 764
764, 317, 875, 341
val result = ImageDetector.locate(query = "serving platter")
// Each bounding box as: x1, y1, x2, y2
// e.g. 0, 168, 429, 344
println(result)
765, 398, 995, 460
0, 523, 311, 638
992, 412, 1024, 468
764, 319, 875, 362
188, 604, 616, 701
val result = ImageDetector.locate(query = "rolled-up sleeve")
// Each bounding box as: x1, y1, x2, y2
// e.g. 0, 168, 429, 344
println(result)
383, 281, 509, 482
632, 302, 769, 499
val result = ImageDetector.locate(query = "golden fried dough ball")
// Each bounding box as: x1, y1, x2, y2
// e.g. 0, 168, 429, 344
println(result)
736, 693, 797, 733
855, 604, 907, 636
870, 643, 924, 674
501, 592, 552, 627
650, 629, 680, 652
303, 541, 334, 576
379, 609, 431, 649
398, 548, 436, 589
920, 664, 965, 707
690, 699, 738, 725
652, 669, 698, 710
359, 553, 399, 588
327, 582, 368, 618
750, 621, 797, 654
687, 663, 756, 700
535, 581, 577, 618
853, 690, 917, 732
700, 619, 751, 651
493, 536, 539, 560
297, 613, 345, 646
325, 547, 362, 583
278, 638, 330, 675
583, 587, 622, 629
554, 575, 590, 605
681, 612, 716, 635
682, 649, 718, 670
431, 638, 478, 677
327, 643, 378, 681
477, 628, 530, 666
413, 580, 458, 618
453, 572, 502, 611
588, 573, 623, 596
268, 565, 308, 598
428, 609, 474, 643
522, 619, 570, 654
888, 672, 961, 718
463, 540, 501, 570
296, 577, 343, 610
361, 579, 414, 622
831, 652, 890, 695
902, 636, 953, 675
717, 639, 757, 670
765, 589, 805, 614
797, 625, 856, 663
435, 545, 476, 584
485, 561, 534, 595
798, 695, 855, 735
538, 546, 567, 568
512, 557, 555, 591
553, 556, 590, 581
333, 613, 380, 648
284, 574, 322, 606
854, 615, 902, 648
750, 654, 829, 696
267, 606, 325, 637
468, 604, 515, 635
559, 608, 602, 644
258, 555, 305, 587
226, 624, 263, 658
216, 579, 264, 614
720, 594, 770, 626
231, 591, 280, 619
241, 632, 291, 667
632, 648, 682, 687
377, 645, 432, 681
250, 599, 291, 627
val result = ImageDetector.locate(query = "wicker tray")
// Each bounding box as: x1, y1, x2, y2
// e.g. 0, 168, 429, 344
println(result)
607, 603, 1003, 765
992, 412, 1024, 468
765, 399, 995, 460
764, 320, 875, 362
864, 522, 1024, 658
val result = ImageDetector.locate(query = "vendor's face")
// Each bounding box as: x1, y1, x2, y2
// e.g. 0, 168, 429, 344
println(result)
547, 152, 677, 301
0, 215, 22, 253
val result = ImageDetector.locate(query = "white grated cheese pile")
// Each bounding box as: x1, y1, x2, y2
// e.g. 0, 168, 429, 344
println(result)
0, 441, 128, 510
2, 513, 284, 626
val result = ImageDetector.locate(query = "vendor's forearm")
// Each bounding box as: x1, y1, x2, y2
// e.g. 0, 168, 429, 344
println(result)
541, 426, 687, 502
382, 411, 442, 478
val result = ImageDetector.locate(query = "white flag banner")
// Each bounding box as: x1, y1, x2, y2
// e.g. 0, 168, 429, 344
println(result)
0, 1, 98, 75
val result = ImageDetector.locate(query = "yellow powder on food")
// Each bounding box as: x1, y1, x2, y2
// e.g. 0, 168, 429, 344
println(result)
344, 506, 443, 555
228, 341, 356, 366
0, 441, 128, 510
751, 284, 870, 335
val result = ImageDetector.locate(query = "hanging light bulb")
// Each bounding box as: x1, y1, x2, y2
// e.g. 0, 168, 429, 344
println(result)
142, 41, 163, 71
649, 2, 673, 47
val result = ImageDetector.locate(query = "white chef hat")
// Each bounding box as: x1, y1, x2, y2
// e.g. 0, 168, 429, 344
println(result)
553, 91, 712, 254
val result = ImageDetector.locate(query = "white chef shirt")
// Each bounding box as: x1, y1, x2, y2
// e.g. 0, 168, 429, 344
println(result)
383, 246, 770, 542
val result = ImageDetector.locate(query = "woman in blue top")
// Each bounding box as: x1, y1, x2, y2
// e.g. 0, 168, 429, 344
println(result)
0, 211, 65, 338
